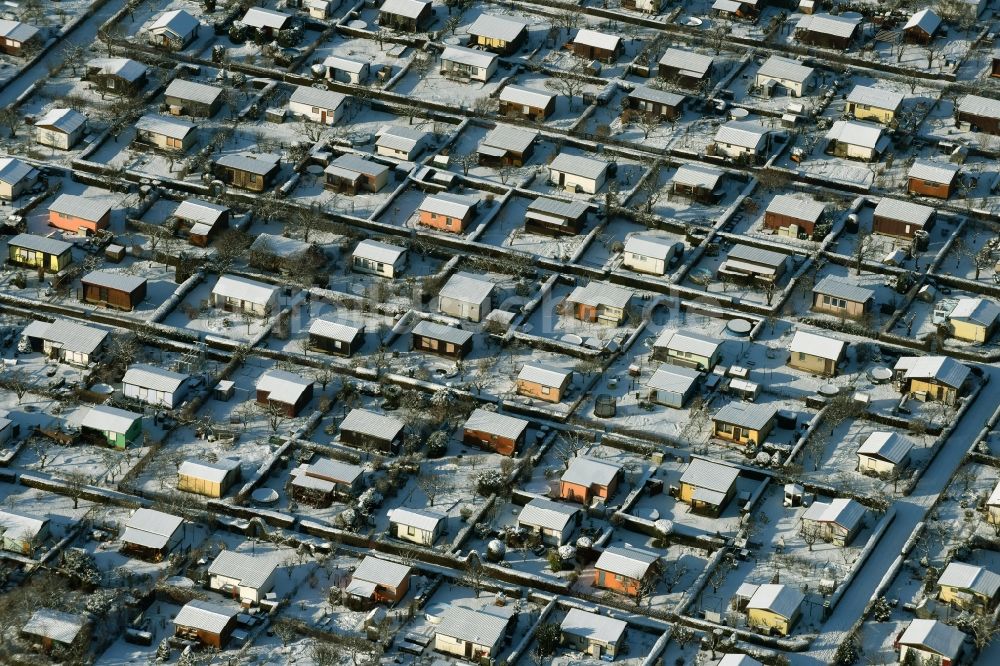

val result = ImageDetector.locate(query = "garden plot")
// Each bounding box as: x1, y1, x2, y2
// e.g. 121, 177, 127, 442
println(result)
324, 246, 445, 310
389, 52, 510, 109
250, 449, 363, 530
593, 94, 705, 152
539, 30, 650, 82
0, 482, 93, 549
379, 183, 502, 239
791, 261, 906, 330
465, 347, 588, 415
476, 194, 595, 259
724, 56, 836, 118
507, 72, 610, 132
122, 0, 218, 41
866, 28, 976, 76
933, 217, 1000, 284
776, 137, 878, 191
823, 202, 949, 266
453, 4, 554, 54
673, 1, 780, 42
702, 394, 815, 466
681, 240, 802, 307
727, 189, 847, 249
956, 41, 1000, 82
21, 180, 131, 236
198, 24, 326, 71
643, 163, 747, 227
354, 0, 452, 35
524, 148, 647, 200
520, 281, 641, 345
266, 299, 397, 360
893, 288, 1000, 353
193, 530, 317, 601
0, 351, 87, 404
47, 260, 178, 323
85, 122, 216, 183
299, 34, 412, 82
919, 94, 1000, 152
440, 122, 557, 186
160, 278, 296, 342
580, 216, 685, 274
544, 606, 664, 666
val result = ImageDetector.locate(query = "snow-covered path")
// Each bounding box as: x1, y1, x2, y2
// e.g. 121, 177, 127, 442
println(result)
0, 0, 125, 109
793, 365, 1000, 665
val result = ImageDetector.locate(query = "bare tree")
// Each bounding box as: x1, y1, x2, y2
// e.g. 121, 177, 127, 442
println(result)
63, 472, 90, 509
416, 470, 453, 506
545, 64, 587, 111
853, 231, 881, 276
0, 108, 23, 139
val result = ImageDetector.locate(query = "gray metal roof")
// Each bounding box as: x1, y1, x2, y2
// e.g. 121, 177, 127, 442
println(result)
412, 320, 473, 345
26, 318, 107, 355
257, 369, 312, 404
123, 364, 189, 393
713, 401, 777, 430
517, 362, 570, 387
560, 608, 627, 645
526, 196, 588, 220
468, 14, 527, 42
671, 163, 723, 189
34, 108, 86, 134
208, 550, 276, 589
436, 606, 510, 647
165, 79, 222, 106
353, 238, 406, 264
22, 610, 84, 645
48, 194, 110, 222
123, 508, 184, 549
680, 457, 740, 493
766, 194, 826, 223
309, 316, 363, 342
796, 13, 860, 39
658, 48, 713, 78
440, 271, 495, 304
747, 584, 803, 619
846, 85, 904, 112
464, 408, 528, 440
0, 510, 46, 540
757, 55, 814, 84
481, 125, 537, 154
518, 497, 579, 531
323, 54, 369, 74
549, 153, 608, 180
379, 0, 430, 19
646, 365, 700, 394
898, 620, 965, 660
216, 153, 279, 175
894, 355, 969, 388
0, 19, 39, 43
908, 159, 959, 185
825, 120, 884, 149
0, 157, 37, 186
567, 281, 632, 309
498, 85, 554, 108
715, 120, 770, 151
802, 497, 865, 531
81, 270, 146, 293
573, 28, 620, 52
873, 197, 933, 226
624, 234, 675, 261
352, 555, 411, 588
958, 94, 1000, 120
948, 297, 1000, 326
290, 85, 346, 111
387, 506, 446, 531
8, 233, 71, 256
857, 431, 913, 465
306, 458, 363, 484
376, 124, 429, 152
441, 46, 497, 70
629, 85, 685, 107
173, 600, 238, 634
812, 276, 874, 303
654, 328, 721, 357
174, 199, 229, 224
595, 545, 658, 578
727, 244, 788, 268
340, 408, 404, 441
136, 114, 195, 140
326, 153, 389, 179
937, 562, 1000, 600
561, 456, 621, 487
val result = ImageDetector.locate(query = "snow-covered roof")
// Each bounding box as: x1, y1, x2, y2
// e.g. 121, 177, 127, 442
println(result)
746, 584, 803, 619
766, 194, 826, 223
567, 281, 632, 309
904, 8, 941, 35
340, 408, 404, 441
518, 497, 580, 531
654, 329, 720, 357
714, 120, 770, 151
212, 274, 278, 305
671, 163, 724, 189
464, 408, 528, 440
86, 58, 146, 82
148, 9, 199, 37
173, 599, 238, 634
894, 355, 969, 388
624, 234, 675, 261
257, 369, 312, 404
560, 608, 627, 645
440, 271, 495, 304
0, 19, 39, 43
718, 655, 763, 666
526, 196, 588, 221
938, 561, 1000, 599
517, 363, 570, 387
387, 506, 446, 531
441, 45, 497, 70
989, 480, 1000, 507
812, 276, 874, 303
123, 364, 188, 393
680, 458, 740, 495
242, 7, 291, 30
48, 194, 109, 222
789, 330, 845, 361
164, 79, 222, 106
81, 270, 146, 293
573, 28, 620, 52
289, 85, 346, 111
353, 238, 406, 264
561, 457, 621, 487
436, 606, 509, 647
0, 510, 47, 541
323, 54, 369, 74
857, 431, 914, 465
468, 14, 527, 42
757, 55, 814, 83
713, 0, 744, 13
419, 192, 478, 218
0, 157, 37, 186
122, 508, 184, 550
326, 153, 390, 179
796, 12, 860, 39
179, 458, 240, 483
948, 297, 1000, 327
549, 153, 608, 180
958, 94, 1000, 120
379, 0, 430, 19
908, 159, 959, 185
499, 84, 554, 108
352, 555, 411, 589
24, 318, 107, 355
897, 619, 965, 659
713, 402, 776, 430
81, 404, 141, 434
22, 609, 84, 645
728, 244, 787, 268
412, 320, 473, 346
376, 124, 429, 153
135, 113, 195, 140
174, 199, 229, 224
216, 153, 280, 175
846, 85, 904, 112
480, 125, 537, 154
209, 550, 276, 589
802, 498, 865, 532
35, 108, 86, 134
309, 317, 363, 342
595, 545, 658, 578
646, 365, 700, 395
658, 48, 714, 78
825, 119, 884, 149
8, 233, 69, 256
304, 458, 363, 485
629, 85, 685, 107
